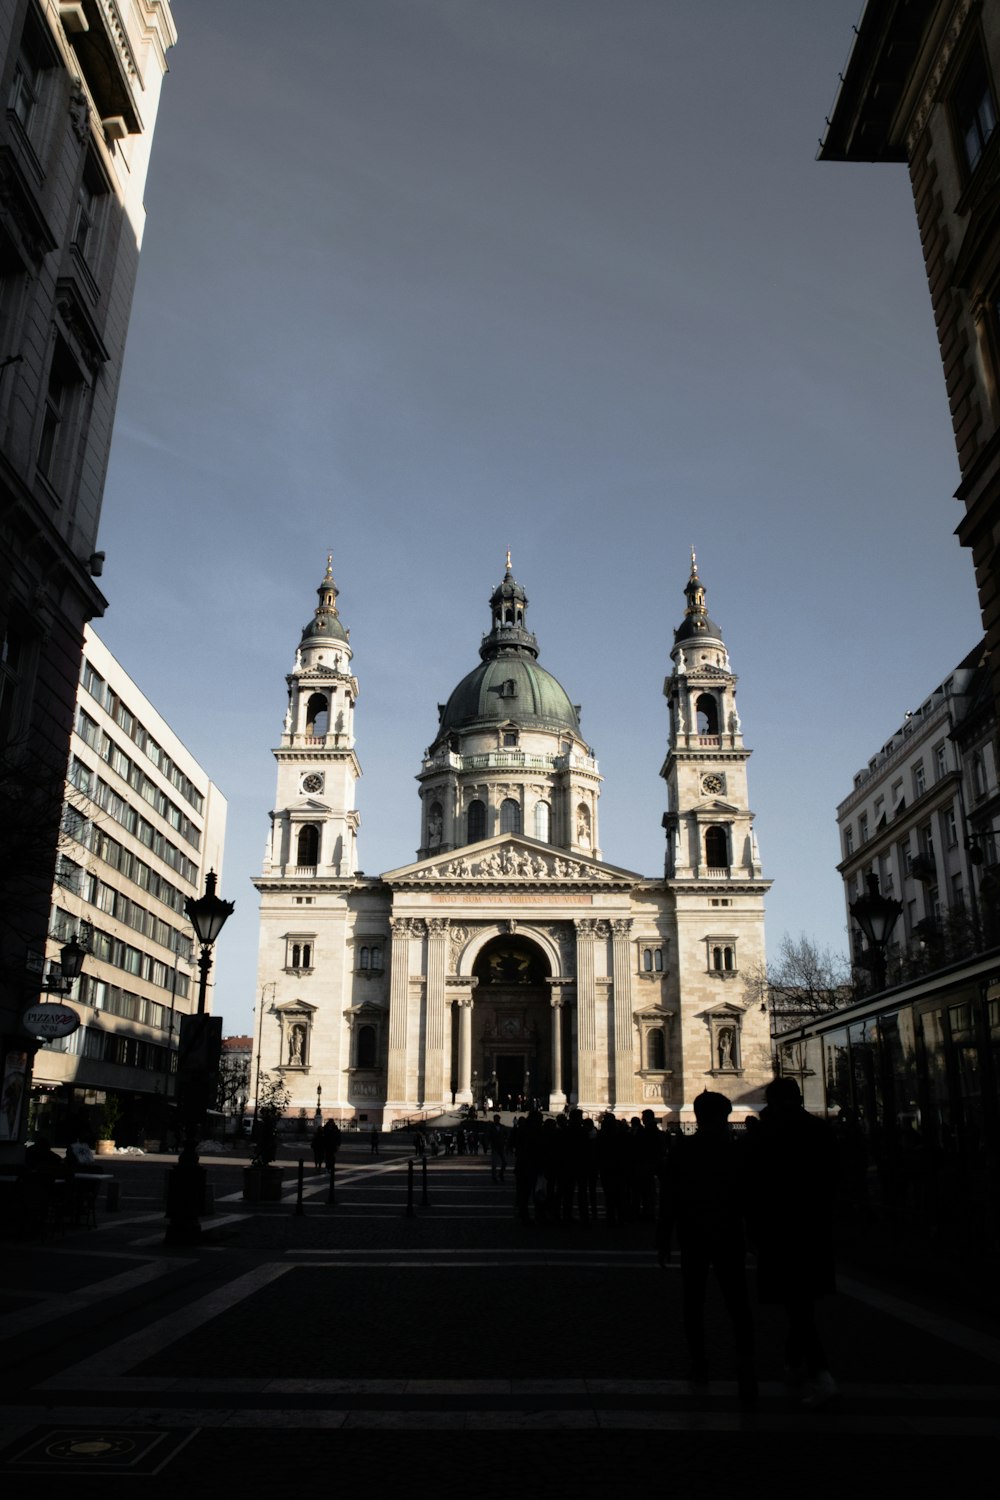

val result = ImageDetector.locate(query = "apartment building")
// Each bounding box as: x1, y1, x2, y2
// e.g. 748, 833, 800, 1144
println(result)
33, 626, 225, 1146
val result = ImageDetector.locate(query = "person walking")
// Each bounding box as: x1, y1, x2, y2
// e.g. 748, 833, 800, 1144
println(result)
658, 1090, 756, 1404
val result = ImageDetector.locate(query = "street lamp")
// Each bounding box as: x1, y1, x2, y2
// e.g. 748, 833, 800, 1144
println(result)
185, 870, 235, 1015
850, 873, 903, 993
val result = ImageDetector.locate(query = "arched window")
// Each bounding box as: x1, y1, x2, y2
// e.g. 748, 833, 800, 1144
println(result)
534, 801, 550, 843
654, 947, 663, 972
297, 824, 319, 865
643, 948, 653, 972
357, 1025, 376, 1068
504, 607, 514, 623
292, 943, 301, 969
705, 825, 728, 869
713, 946, 723, 971
468, 800, 486, 842
724, 946, 734, 971
696, 694, 719, 735
647, 1028, 666, 1070
306, 692, 329, 736
360, 947, 370, 969
500, 798, 520, 834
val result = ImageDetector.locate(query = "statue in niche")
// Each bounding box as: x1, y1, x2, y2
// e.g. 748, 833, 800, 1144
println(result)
428, 812, 443, 847
289, 1025, 306, 1066
717, 1027, 735, 1070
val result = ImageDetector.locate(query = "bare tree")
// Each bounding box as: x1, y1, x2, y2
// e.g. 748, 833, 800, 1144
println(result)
745, 934, 853, 1035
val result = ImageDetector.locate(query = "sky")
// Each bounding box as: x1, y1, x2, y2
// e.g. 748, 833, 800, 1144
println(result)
95, 0, 984, 1036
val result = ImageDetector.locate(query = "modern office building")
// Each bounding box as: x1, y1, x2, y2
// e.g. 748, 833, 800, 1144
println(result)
32, 626, 226, 1147
0, 1, 176, 1156
251, 555, 772, 1126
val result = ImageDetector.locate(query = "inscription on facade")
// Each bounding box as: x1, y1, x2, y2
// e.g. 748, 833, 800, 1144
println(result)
432, 893, 594, 906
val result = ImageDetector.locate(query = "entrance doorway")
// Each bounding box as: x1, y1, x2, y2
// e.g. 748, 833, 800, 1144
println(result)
471, 934, 552, 1107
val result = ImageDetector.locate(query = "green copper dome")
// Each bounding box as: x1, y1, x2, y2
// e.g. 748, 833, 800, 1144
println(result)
439, 655, 581, 736
433, 559, 582, 741
301, 555, 349, 648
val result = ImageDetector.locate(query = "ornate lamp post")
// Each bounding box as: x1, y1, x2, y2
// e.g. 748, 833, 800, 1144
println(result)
849, 874, 903, 993
185, 871, 235, 1015
166, 872, 233, 1243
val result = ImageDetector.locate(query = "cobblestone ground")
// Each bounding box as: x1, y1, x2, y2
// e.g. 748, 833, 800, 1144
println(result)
1, 1136, 997, 1491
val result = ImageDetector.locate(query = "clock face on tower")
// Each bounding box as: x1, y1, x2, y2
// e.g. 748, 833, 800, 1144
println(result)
301, 773, 324, 794
701, 773, 725, 796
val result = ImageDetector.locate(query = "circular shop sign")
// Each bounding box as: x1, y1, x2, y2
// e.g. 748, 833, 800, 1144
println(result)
22, 1002, 81, 1040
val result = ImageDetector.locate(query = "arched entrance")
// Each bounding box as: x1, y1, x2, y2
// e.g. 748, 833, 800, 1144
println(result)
471, 935, 552, 1109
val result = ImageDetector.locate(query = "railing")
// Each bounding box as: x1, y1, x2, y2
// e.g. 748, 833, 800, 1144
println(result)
702, 866, 731, 878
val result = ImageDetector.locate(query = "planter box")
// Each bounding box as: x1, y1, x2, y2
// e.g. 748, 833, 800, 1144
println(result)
242, 1165, 284, 1202
96, 1139, 115, 1156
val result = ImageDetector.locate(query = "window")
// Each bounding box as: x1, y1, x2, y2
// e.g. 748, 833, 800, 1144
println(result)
945, 807, 958, 847
503, 731, 518, 748
913, 762, 926, 798
36, 338, 84, 495
356, 1025, 377, 1069
0, 621, 24, 743
695, 694, 719, 735
467, 799, 486, 843
858, 813, 868, 845
296, 824, 319, 866
953, 45, 998, 174
643, 948, 653, 972
646, 1029, 666, 1071
705, 825, 728, 869
934, 743, 948, 780
305, 693, 328, 736
499, 798, 520, 835
534, 801, 550, 843
843, 824, 854, 856
287, 939, 313, 971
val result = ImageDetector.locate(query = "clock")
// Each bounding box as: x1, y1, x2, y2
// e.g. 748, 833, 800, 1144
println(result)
302, 773, 324, 794
701, 773, 725, 796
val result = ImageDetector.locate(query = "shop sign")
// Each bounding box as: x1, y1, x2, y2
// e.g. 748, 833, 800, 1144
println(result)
22, 1003, 81, 1040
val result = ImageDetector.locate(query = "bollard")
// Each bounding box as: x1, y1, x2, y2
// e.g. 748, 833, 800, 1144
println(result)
295, 1158, 305, 1216
421, 1154, 429, 1206
405, 1158, 415, 1217
327, 1156, 336, 1206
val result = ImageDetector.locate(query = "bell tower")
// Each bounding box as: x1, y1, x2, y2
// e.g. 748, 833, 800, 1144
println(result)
661, 551, 763, 883
261, 556, 361, 880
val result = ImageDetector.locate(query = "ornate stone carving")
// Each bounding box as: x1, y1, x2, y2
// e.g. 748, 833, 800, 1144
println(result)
410, 847, 614, 882
611, 918, 633, 937
428, 917, 450, 936
448, 924, 470, 965
575, 918, 599, 937
390, 917, 412, 936
908, 0, 974, 148
69, 84, 90, 143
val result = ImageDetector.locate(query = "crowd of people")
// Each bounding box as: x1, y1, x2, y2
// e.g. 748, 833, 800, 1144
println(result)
408, 1083, 839, 1409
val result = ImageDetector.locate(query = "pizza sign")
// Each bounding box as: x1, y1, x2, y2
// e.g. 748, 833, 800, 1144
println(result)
22, 1003, 81, 1040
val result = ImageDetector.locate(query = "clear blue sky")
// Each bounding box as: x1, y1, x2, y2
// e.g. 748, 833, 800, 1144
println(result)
96, 1, 983, 1034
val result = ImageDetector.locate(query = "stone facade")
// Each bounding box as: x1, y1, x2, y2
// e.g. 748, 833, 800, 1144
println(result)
252, 554, 772, 1124
0, 1, 176, 1158
820, 0, 1000, 727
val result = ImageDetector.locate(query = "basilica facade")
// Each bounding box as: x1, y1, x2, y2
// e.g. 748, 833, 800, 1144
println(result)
251, 555, 772, 1123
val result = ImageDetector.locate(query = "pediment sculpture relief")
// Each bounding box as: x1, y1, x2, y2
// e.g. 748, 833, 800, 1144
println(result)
412, 847, 614, 882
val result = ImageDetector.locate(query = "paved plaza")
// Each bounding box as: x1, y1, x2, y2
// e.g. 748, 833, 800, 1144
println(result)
1, 1132, 997, 1488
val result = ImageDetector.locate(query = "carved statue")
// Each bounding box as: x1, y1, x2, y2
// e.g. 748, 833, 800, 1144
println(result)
718, 1027, 734, 1069
428, 812, 443, 846
289, 1025, 305, 1065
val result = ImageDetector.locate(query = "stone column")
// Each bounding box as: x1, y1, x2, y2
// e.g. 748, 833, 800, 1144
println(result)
549, 996, 566, 1110
455, 997, 473, 1105
574, 918, 599, 1111
385, 917, 412, 1112
611, 917, 635, 1111
423, 917, 449, 1107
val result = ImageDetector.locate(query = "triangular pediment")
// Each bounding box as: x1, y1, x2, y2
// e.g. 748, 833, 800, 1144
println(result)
693, 798, 740, 815
382, 834, 641, 887
290, 797, 331, 813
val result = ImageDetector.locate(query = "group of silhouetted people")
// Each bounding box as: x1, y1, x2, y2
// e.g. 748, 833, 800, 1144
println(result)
658, 1077, 838, 1408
